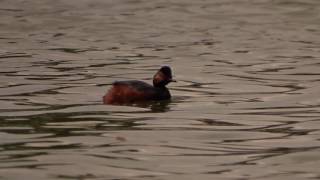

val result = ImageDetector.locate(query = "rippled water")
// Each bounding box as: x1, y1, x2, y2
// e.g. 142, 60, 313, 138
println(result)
1, 0, 320, 179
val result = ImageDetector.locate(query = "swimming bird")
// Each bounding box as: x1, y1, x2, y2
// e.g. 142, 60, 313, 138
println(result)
103, 66, 175, 104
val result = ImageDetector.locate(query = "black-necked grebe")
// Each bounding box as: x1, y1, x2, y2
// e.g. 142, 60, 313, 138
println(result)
103, 66, 175, 104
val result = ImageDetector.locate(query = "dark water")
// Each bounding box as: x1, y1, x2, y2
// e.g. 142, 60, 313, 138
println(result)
1, 0, 320, 179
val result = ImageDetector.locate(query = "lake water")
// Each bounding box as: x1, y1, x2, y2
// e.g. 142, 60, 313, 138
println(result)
1, 0, 320, 179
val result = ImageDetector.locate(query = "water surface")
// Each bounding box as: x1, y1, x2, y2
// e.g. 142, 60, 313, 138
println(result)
1, 0, 320, 179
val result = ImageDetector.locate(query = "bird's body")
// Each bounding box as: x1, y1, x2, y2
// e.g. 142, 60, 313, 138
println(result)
103, 66, 175, 104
